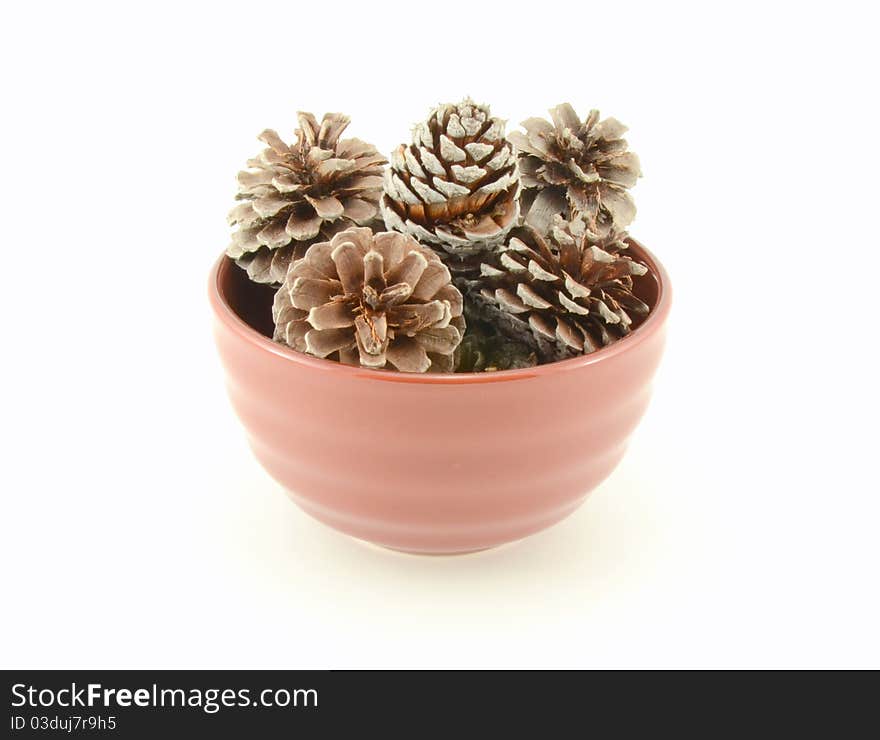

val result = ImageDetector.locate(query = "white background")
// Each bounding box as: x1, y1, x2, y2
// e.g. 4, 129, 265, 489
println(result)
2, 1, 878, 669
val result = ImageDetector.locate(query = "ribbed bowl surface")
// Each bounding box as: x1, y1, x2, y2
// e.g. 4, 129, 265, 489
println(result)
209, 241, 671, 554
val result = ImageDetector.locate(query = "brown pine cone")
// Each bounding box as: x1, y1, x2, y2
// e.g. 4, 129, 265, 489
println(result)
509, 104, 640, 236
468, 222, 650, 361
381, 98, 520, 264
273, 227, 465, 373
227, 112, 387, 284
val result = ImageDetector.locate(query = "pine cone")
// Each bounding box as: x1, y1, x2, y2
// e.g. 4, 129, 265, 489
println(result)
381, 98, 521, 263
469, 222, 650, 361
509, 104, 640, 236
227, 112, 387, 284
273, 227, 465, 373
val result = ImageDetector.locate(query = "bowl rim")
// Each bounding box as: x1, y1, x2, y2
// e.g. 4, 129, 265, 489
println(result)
209, 238, 672, 385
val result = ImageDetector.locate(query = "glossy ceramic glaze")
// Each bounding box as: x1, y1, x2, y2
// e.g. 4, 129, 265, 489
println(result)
209, 241, 671, 554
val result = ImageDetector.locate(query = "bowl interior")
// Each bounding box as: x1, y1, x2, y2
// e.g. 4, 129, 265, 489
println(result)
221, 263, 277, 338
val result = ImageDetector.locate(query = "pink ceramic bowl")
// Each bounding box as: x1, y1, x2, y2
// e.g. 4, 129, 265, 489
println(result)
209, 240, 671, 554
